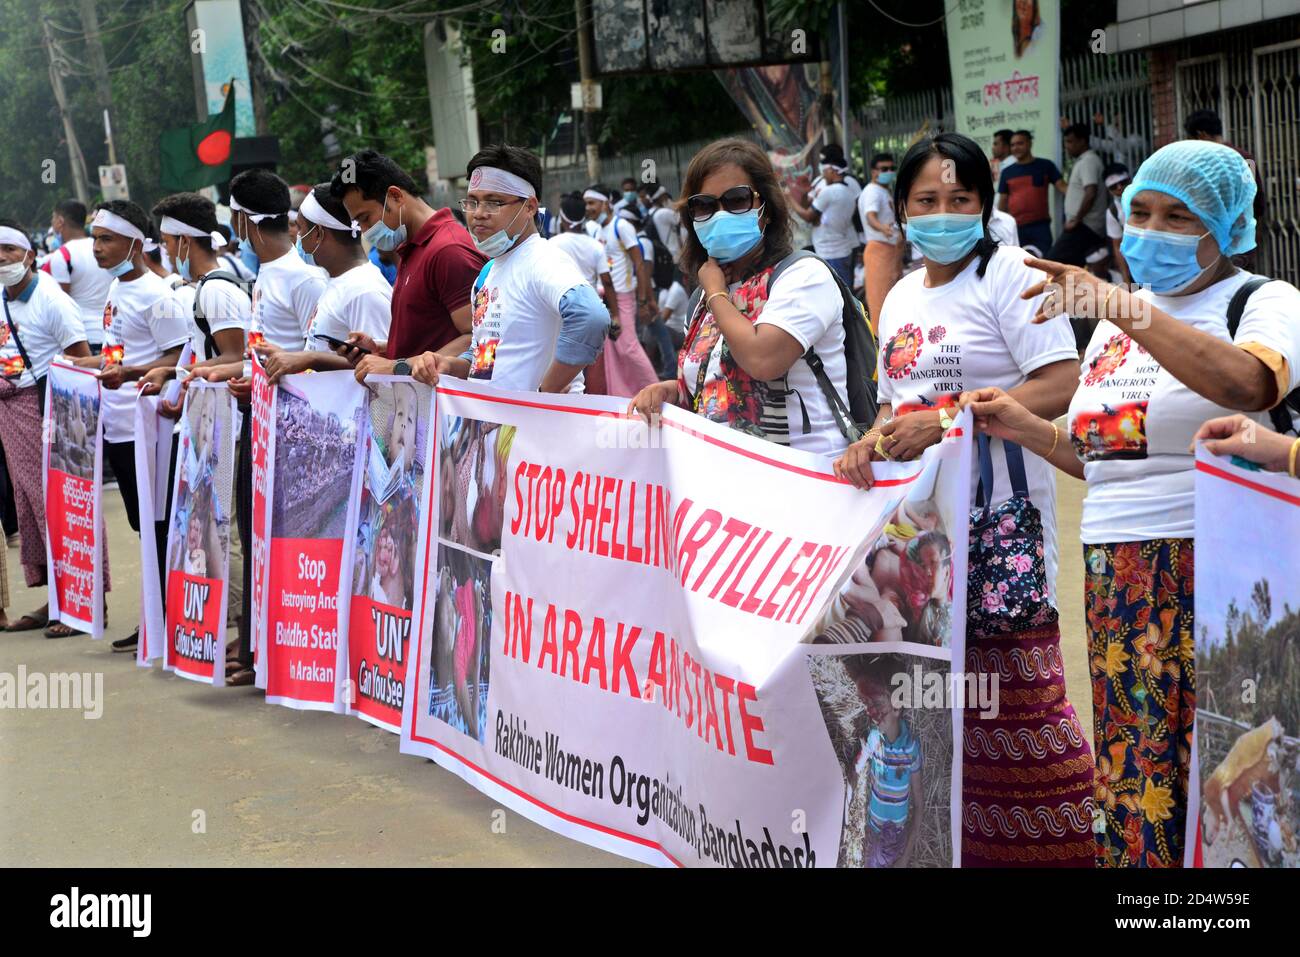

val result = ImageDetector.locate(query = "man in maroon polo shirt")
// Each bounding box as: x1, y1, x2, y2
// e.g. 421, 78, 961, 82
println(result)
330, 150, 484, 379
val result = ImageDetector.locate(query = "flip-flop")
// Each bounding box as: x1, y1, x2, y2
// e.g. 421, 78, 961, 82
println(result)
43, 622, 83, 639
6, 611, 50, 632
227, 666, 255, 687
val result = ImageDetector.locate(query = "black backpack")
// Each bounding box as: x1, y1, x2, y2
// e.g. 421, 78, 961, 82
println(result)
1226, 276, 1300, 435
192, 269, 247, 360
644, 213, 678, 290
687, 250, 879, 443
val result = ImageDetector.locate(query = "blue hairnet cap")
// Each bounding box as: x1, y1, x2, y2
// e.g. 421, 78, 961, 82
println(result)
1122, 140, 1257, 255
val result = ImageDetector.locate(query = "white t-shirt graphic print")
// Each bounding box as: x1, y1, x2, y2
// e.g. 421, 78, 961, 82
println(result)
1068, 270, 1300, 543
467, 234, 588, 393
876, 245, 1077, 600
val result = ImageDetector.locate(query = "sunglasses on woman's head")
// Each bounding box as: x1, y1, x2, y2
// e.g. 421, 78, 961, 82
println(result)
686, 185, 761, 223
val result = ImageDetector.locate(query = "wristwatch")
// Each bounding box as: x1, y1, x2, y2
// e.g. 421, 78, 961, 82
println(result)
393, 358, 412, 376
937, 407, 955, 431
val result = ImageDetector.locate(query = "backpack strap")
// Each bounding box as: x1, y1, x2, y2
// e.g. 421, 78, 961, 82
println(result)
192, 269, 243, 360
1, 292, 36, 383
1225, 275, 1295, 434
768, 250, 865, 442
60, 245, 72, 274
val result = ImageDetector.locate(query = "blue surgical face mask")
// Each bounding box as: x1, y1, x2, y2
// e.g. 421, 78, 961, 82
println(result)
596, 210, 609, 226
903, 212, 984, 265
473, 202, 528, 259
177, 238, 192, 282
107, 238, 139, 278
877, 170, 896, 186
623, 191, 638, 206
296, 226, 318, 267
693, 206, 764, 264
364, 195, 407, 252
1119, 223, 1216, 294
239, 240, 260, 275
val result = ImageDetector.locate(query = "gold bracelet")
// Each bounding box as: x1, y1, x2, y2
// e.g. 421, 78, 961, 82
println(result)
705, 291, 729, 311
1045, 422, 1060, 459
1290, 437, 1300, 479
1101, 284, 1119, 320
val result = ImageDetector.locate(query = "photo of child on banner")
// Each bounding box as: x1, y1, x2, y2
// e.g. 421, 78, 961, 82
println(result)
806, 651, 953, 868
1193, 443, 1300, 868
163, 381, 236, 685
339, 378, 431, 732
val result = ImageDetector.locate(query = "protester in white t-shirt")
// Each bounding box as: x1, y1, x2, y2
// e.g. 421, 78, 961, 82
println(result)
66, 203, 190, 651
549, 192, 618, 312
791, 159, 858, 289
959, 139, 1300, 869
410, 146, 608, 395
640, 183, 684, 261
628, 138, 853, 457
837, 134, 1078, 600
1102, 164, 1132, 283
585, 184, 658, 397
858, 152, 903, 333
46, 199, 112, 349
0, 221, 91, 624
657, 279, 688, 337
246, 185, 393, 385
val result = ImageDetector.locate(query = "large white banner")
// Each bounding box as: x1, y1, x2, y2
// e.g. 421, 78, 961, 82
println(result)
1191, 443, 1300, 868
43, 361, 105, 637
400, 379, 973, 867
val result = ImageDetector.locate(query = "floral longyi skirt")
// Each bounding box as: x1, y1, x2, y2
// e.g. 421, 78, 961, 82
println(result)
1085, 539, 1196, 868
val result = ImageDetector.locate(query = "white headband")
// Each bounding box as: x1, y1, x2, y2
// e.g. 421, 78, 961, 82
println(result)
158, 215, 226, 248
1104, 173, 1129, 189
649, 186, 668, 202
583, 188, 610, 203
468, 165, 536, 199
288, 209, 298, 222
229, 196, 284, 224
91, 208, 145, 242
0, 226, 31, 251
298, 191, 359, 236
558, 208, 581, 226
143, 238, 159, 254
821, 162, 849, 173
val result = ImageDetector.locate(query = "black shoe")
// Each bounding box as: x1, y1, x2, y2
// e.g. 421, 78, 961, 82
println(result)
111, 630, 139, 653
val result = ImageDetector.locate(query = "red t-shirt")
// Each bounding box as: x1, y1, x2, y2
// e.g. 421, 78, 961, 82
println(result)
386, 208, 486, 359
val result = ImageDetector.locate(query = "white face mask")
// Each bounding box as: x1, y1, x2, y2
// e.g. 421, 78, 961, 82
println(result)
0, 260, 29, 287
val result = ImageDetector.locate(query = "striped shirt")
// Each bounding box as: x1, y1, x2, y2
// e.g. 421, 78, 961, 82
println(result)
864, 718, 921, 829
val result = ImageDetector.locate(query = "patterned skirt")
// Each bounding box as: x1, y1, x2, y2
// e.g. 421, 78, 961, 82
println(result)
962, 622, 1096, 866
1085, 539, 1195, 868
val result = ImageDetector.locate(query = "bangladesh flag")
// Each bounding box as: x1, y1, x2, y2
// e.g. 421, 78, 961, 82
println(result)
159, 82, 236, 192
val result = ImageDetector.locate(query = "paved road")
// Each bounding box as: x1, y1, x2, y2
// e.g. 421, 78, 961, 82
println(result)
0, 476, 1094, 866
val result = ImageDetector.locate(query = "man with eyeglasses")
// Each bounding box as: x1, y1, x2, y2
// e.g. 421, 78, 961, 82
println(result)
858, 152, 902, 334
408, 145, 608, 394
330, 150, 483, 382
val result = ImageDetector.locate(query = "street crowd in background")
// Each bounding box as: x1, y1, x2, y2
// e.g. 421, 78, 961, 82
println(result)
0, 103, 1298, 868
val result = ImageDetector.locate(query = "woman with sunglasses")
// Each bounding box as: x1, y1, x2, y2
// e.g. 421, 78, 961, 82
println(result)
627, 138, 851, 455
834, 132, 1090, 868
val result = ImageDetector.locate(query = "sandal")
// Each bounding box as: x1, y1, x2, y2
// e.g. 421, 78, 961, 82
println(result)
227, 666, 255, 687
6, 610, 50, 632
44, 621, 83, 639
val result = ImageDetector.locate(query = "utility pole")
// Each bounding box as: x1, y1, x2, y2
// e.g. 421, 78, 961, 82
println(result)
41, 17, 91, 205
78, 0, 116, 165
574, 0, 600, 181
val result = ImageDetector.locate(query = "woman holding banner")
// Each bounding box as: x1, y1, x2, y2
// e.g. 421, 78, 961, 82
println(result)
834, 132, 1094, 868
627, 138, 854, 456
0, 219, 92, 633
960, 140, 1300, 867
